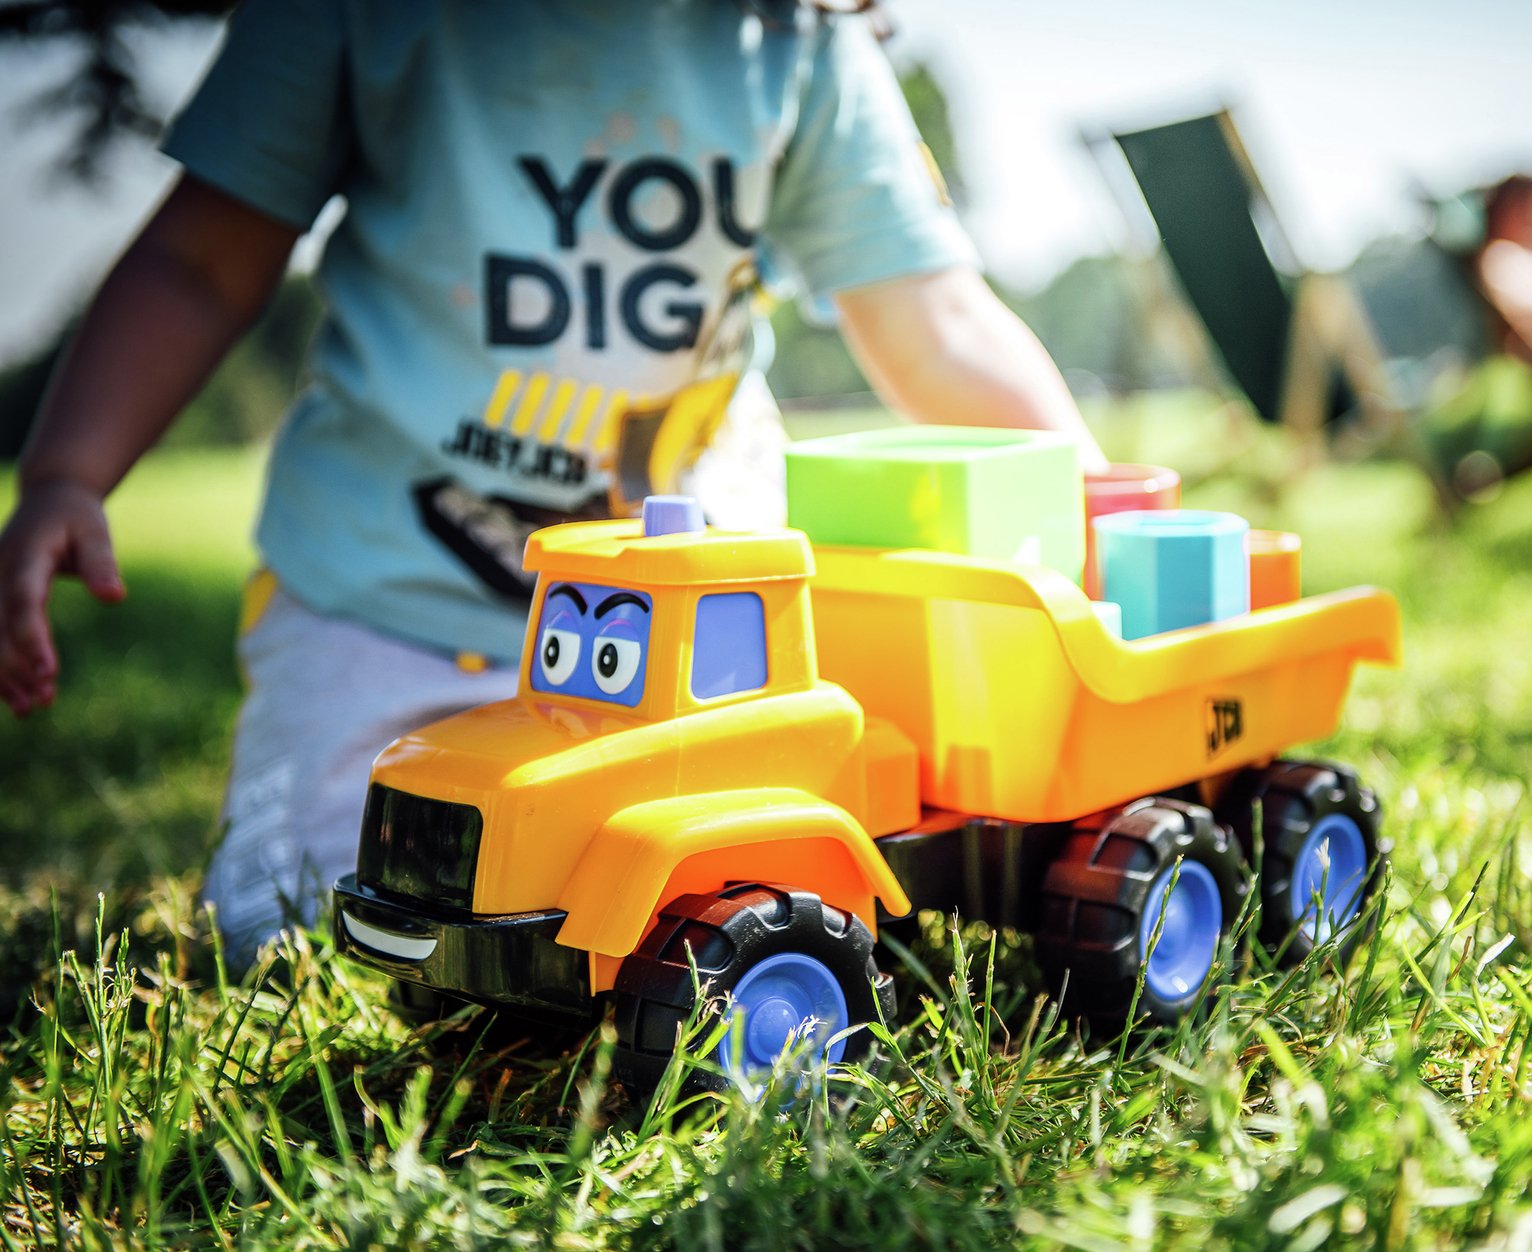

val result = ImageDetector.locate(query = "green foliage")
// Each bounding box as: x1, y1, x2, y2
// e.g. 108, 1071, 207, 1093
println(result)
3, 430, 1532, 1247
764, 300, 871, 402
1004, 254, 1196, 390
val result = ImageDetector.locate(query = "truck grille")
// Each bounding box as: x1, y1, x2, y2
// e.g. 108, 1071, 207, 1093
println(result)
355, 784, 483, 910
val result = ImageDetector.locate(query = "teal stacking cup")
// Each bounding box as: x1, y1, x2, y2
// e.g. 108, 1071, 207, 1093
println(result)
1094, 510, 1250, 640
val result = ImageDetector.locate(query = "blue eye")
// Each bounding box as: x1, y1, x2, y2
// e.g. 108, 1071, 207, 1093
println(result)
592, 635, 642, 694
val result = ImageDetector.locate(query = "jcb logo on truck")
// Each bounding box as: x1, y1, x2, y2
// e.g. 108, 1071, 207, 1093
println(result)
1206, 697, 1244, 757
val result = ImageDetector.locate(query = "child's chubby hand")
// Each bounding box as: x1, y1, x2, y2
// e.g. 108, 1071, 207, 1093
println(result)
0, 479, 125, 716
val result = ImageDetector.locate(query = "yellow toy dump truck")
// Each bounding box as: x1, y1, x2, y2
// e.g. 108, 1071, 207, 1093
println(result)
334, 431, 1400, 1093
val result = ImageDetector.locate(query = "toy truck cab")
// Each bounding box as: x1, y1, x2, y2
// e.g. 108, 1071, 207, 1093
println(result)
334, 496, 912, 1084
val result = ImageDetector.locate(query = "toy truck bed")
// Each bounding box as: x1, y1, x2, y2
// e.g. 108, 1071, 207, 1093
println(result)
808, 545, 1402, 824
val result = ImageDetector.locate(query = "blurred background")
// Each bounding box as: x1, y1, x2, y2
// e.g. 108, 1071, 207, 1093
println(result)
2, 0, 1530, 489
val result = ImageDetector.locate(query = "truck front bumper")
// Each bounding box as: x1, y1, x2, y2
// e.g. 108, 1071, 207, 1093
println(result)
333, 875, 593, 1019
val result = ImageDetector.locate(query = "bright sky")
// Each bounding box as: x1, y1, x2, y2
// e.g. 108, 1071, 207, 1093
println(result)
895, 0, 1532, 285
0, 0, 1528, 364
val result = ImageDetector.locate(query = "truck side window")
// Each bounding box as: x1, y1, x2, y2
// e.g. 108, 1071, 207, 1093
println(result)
692, 592, 767, 699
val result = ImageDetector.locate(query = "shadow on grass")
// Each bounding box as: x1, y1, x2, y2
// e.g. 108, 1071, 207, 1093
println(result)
0, 564, 243, 1016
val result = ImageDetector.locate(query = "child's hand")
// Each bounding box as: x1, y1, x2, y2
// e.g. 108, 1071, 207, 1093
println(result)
0, 480, 125, 716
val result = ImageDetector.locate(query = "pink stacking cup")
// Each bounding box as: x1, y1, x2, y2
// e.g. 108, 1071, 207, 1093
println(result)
1084, 464, 1182, 599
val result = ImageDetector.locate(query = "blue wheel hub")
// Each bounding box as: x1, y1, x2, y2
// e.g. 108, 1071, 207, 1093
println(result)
1290, 813, 1368, 941
719, 953, 850, 1078
1138, 860, 1221, 1005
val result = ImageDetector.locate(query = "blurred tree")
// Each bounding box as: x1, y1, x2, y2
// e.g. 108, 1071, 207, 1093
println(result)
1348, 236, 1484, 365
0, 0, 230, 182
1006, 253, 1196, 393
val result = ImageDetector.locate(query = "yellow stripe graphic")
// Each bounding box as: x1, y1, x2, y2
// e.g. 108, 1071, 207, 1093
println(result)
509, 372, 552, 436
535, 378, 579, 444
239, 569, 279, 636
590, 389, 631, 454
481, 369, 522, 429
564, 384, 607, 446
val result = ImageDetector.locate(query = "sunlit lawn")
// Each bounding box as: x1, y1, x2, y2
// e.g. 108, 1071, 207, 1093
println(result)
2, 405, 1531, 1248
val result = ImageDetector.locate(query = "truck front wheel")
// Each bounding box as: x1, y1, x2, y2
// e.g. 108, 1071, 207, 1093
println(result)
612, 883, 894, 1097
1035, 800, 1249, 1025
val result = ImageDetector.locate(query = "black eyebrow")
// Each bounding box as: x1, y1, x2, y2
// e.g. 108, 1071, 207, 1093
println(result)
595, 592, 650, 619
548, 584, 587, 614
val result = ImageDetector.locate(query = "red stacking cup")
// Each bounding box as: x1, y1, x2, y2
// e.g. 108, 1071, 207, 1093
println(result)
1084, 464, 1182, 600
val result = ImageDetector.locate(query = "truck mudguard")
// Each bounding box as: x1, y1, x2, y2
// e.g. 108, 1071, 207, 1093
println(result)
555, 787, 912, 960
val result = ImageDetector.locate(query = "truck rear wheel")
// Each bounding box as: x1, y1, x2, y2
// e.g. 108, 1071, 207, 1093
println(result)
1035, 800, 1249, 1024
1220, 761, 1383, 965
612, 883, 894, 1097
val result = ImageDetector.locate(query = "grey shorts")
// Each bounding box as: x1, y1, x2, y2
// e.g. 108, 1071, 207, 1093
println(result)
203, 584, 519, 968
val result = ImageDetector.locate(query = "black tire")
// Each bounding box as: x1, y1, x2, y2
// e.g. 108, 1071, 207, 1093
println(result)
1220, 760, 1383, 965
1034, 799, 1249, 1024
612, 883, 894, 1097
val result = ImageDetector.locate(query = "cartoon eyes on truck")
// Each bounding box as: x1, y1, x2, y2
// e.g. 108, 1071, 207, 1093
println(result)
530, 582, 653, 707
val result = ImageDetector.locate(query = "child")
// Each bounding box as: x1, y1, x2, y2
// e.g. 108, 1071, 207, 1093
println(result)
0, 0, 1106, 966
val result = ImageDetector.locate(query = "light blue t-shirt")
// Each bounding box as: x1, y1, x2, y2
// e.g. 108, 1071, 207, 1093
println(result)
164, 0, 977, 660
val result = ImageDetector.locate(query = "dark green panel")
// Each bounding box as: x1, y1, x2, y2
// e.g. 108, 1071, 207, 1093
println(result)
1116, 115, 1294, 423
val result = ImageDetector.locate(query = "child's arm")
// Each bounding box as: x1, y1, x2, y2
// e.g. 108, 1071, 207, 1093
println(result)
834, 264, 1109, 473
0, 174, 301, 716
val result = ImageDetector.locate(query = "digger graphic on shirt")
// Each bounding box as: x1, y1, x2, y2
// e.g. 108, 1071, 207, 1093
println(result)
417, 257, 759, 600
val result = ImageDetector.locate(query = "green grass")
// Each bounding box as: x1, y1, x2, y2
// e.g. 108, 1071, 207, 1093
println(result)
4, 420, 1532, 1249
0, 450, 260, 998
